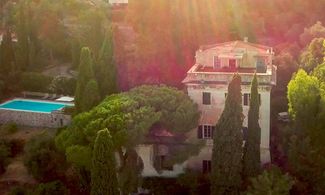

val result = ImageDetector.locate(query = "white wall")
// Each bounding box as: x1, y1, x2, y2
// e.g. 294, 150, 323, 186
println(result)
136, 145, 186, 177
136, 82, 272, 177
186, 83, 271, 167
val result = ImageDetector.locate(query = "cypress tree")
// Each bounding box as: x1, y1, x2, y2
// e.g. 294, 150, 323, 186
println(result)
80, 79, 100, 112
91, 129, 119, 195
75, 47, 95, 112
243, 74, 261, 178
0, 28, 16, 76
96, 28, 118, 98
16, 1, 29, 70
211, 74, 244, 195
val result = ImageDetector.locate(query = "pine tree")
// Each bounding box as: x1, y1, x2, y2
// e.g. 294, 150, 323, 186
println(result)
243, 74, 261, 179
96, 28, 118, 98
91, 129, 119, 195
211, 74, 244, 195
80, 79, 100, 112
75, 47, 95, 112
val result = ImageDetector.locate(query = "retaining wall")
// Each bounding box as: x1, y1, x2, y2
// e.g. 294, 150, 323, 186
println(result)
0, 109, 71, 128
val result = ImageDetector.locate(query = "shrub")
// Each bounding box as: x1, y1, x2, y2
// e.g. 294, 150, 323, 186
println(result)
177, 170, 210, 195
9, 186, 29, 195
142, 177, 187, 195
1, 123, 18, 135
24, 133, 67, 182
0, 139, 11, 174
9, 139, 25, 157
49, 76, 76, 96
62, 106, 76, 116
33, 181, 69, 195
246, 166, 295, 195
21, 72, 53, 93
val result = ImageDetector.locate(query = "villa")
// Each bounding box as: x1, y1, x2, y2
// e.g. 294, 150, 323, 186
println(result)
137, 38, 276, 177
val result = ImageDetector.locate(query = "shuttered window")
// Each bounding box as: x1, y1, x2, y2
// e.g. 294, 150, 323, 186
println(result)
243, 93, 250, 106
198, 125, 215, 139
203, 92, 211, 105
202, 160, 211, 173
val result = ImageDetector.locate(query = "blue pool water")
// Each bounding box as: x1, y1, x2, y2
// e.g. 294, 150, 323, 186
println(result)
0, 99, 71, 113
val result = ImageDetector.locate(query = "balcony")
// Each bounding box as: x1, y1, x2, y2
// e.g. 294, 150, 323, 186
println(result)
182, 64, 276, 86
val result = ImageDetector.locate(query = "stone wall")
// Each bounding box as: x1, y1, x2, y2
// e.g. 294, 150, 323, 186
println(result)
0, 109, 71, 128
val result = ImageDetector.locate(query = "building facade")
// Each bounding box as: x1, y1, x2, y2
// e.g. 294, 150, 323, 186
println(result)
137, 39, 276, 177
183, 39, 276, 173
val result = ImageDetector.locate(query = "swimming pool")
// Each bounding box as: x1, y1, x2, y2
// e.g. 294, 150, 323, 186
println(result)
0, 99, 73, 113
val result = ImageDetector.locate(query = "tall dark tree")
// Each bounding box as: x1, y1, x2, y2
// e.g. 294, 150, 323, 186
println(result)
15, 1, 29, 70
91, 129, 119, 195
75, 47, 95, 112
0, 27, 20, 92
0, 28, 16, 76
80, 79, 100, 112
243, 74, 261, 178
96, 28, 118, 98
211, 74, 244, 195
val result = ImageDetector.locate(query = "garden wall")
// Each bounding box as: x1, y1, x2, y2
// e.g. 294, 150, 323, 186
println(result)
0, 109, 71, 128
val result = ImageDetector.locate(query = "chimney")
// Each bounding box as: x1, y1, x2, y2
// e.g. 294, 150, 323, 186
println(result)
244, 37, 248, 43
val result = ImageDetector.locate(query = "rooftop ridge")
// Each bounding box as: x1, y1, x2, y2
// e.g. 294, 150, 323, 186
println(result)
199, 40, 272, 51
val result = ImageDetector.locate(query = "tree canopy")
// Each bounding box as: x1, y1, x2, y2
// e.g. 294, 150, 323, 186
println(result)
56, 85, 201, 193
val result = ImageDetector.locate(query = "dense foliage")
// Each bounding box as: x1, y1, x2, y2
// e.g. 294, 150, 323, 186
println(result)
24, 133, 66, 182
211, 74, 243, 195
286, 43, 325, 194
56, 85, 200, 193
300, 37, 325, 72
246, 166, 294, 195
49, 76, 76, 96
21, 72, 53, 93
125, 0, 325, 87
33, 181, 69, 195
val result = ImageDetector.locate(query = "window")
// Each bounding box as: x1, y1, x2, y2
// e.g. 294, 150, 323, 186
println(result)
242, 127, 248, 141
154, 155, 173, 171
202, 92, 211, 105
160, 155, 173, 170
243, 93, 261, 106
202, 160, 211, 173
213, 56, 221, 69
229, 59, 236, 69
243, 93, 250, 106
197, 125, 215, 139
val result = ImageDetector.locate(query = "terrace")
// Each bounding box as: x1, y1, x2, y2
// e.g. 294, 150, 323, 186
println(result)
182, 64, 277, 86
